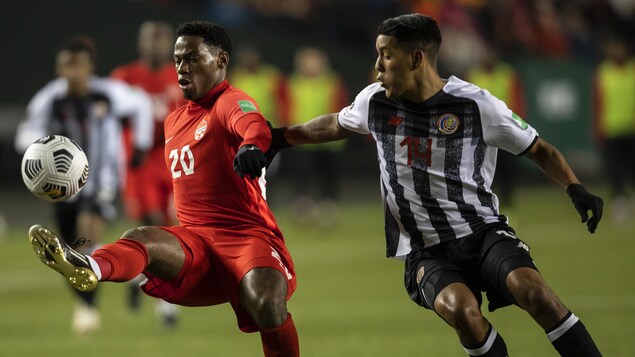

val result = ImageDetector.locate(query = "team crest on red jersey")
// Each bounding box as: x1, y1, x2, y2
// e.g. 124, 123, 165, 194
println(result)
194, 119, 208, 140
437, 113, 460, 135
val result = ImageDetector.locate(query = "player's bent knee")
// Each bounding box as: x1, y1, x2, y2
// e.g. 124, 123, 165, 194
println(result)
434, 284, 483, 330
441, 303, 483, 330
240, 268, 289, 328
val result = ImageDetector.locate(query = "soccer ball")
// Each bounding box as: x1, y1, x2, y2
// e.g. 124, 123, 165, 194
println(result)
21, 135, 89, 202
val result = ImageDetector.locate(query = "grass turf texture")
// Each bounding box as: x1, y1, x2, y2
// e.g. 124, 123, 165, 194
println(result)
0, 185, 633, 356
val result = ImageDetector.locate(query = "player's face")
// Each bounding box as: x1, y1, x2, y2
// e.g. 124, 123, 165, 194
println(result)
174, 35, 228, 101
56, 50, 93, 95
375, 35, 417, 100
138, 22, 174, 68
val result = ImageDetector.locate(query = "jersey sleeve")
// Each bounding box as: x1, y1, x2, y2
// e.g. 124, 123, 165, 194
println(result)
337, 83, 383, 135
218, 90, 267, 138
476, 89, 538, 155
14, 79, 65, 152
106, 79, 154, 151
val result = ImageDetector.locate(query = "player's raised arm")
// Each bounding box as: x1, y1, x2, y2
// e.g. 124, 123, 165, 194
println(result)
265, 113, 354, 162
523, 137, 604, 233
233, 113, 270, 179
285, 113, 354, 145
266, 113, 354, 165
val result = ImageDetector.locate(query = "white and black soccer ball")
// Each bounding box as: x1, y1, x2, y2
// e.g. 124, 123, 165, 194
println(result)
21, 135, 89, 202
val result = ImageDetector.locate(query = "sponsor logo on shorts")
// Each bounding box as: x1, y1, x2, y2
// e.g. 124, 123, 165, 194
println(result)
271, 247, 293, 280
416, 266, 425, 284
517, 241, 530, 252
497, 229, 530, 252
496, 230, 517, 239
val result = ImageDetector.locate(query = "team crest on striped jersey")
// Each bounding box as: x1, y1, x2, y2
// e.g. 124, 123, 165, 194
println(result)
194, 119, 207, 140
437, 113, 460, 135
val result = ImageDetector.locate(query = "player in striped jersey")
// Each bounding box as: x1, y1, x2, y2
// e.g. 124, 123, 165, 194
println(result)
268, 13, 602, 357
16, 36, 153, 335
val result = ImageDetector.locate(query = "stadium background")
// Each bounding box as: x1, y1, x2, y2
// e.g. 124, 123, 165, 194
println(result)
0, 0, 633, 356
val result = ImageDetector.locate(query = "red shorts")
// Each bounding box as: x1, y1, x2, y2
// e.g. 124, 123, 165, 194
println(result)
140, 225, 296, 332
124, 148, 173, 221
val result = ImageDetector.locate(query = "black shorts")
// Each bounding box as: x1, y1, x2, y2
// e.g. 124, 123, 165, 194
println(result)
53, 194, 116, 243
404, 225, 537, 313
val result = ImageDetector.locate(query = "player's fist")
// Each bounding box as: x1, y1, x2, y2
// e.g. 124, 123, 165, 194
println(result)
234, 144, 266, 179
566, 183, 603, 233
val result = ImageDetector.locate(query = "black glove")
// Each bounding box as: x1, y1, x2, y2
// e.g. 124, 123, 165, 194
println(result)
130, 148, 146, 169
234, 144, 267, 179
566, 183, 603, 233
265, 120, 290, 167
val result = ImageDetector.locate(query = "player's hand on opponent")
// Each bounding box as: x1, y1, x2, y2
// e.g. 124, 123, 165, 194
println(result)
234, 144, 267, 179
264, 120, 290, 168
566, 183, 604, 233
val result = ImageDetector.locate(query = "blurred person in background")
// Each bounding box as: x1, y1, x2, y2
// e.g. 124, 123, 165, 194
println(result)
286, 46, 348, 227
29, 21, 299, 356
268, 13, 603, 356
592, 34, 635, 223
15, 36, 153, 335
466, 43, 526, 215
229, 44, 289, 179
110, 20, 184, 328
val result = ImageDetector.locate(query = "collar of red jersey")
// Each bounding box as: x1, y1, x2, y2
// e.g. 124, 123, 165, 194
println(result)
192, 80, 230, 108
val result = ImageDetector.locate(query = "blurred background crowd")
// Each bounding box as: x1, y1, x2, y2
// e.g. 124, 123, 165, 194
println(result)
1, 0, 634, 231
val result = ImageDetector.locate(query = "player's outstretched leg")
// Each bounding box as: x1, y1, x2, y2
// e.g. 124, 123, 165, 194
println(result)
507, 268, 601, 356
29, 224, 98, 292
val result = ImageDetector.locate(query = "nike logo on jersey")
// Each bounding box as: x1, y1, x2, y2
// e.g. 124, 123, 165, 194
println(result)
165, 136, 174, 144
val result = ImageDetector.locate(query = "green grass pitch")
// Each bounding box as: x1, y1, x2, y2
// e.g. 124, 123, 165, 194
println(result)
0, 185, 633, 356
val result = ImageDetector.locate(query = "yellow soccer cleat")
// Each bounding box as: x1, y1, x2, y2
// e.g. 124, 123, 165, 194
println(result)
29, 224, 98, 292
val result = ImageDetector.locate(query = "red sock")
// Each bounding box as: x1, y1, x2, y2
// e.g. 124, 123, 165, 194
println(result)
259, 314, 299, 357
91, 238, 148, 282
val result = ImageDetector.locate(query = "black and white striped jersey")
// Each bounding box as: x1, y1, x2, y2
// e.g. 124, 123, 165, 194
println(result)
15, 76, 153, 200
338, 76, 538, 258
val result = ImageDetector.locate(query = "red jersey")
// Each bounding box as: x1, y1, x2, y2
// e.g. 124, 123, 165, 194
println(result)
164, 80, 279, 232
111, 61, 184, 147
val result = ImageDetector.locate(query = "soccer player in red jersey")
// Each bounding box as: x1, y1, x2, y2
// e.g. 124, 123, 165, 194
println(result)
29, 21, 299, 356
110, 20, 184, 326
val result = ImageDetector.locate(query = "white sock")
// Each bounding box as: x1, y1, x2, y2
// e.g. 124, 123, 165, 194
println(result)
86, 256, 102, 280
547, 313, 579, 342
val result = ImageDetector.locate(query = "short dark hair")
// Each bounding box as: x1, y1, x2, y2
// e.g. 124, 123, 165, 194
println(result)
59, 36, 97, 64
377, 13, 442, 57
176, 20, 232, 57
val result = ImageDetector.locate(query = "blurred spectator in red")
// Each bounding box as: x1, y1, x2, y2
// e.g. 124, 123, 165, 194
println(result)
530, 0, 570, 58
110, 20, 184, 327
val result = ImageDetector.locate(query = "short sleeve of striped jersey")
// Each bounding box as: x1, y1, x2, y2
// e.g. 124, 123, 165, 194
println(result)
338, 83, 384, 135
474, 89, 538, 155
